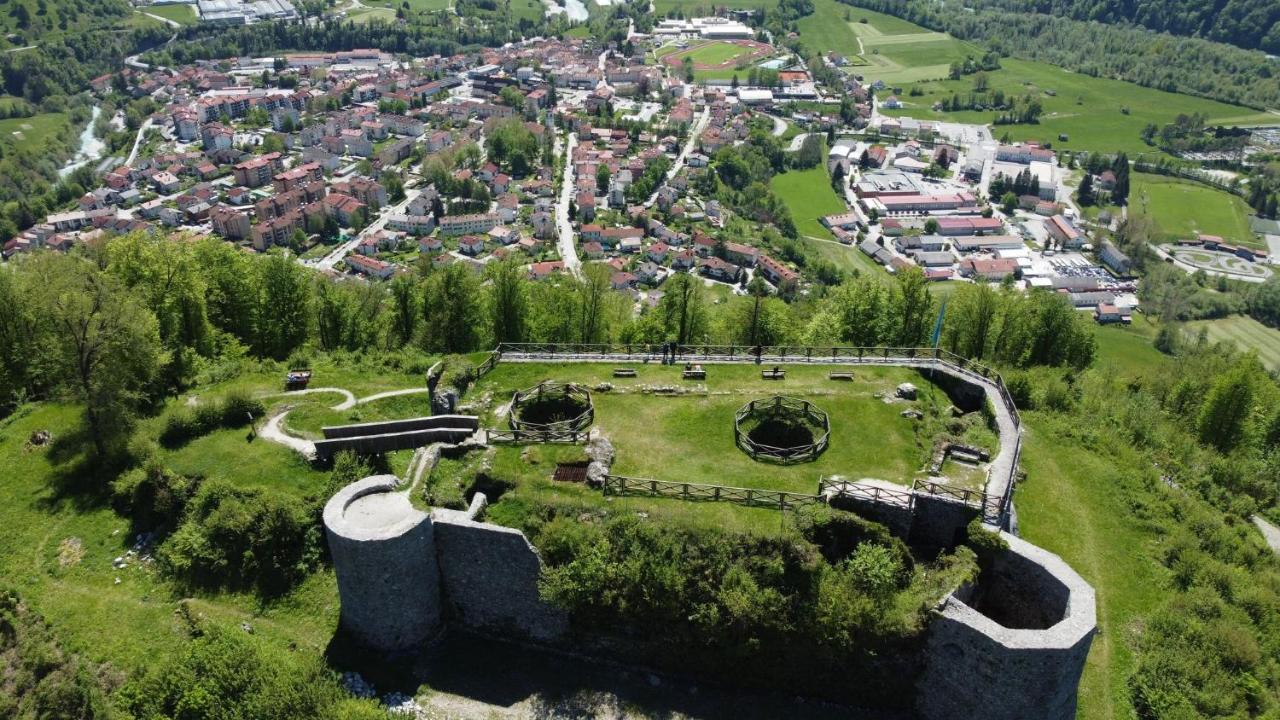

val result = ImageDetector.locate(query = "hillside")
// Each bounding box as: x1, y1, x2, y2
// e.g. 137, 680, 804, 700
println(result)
0, 0, 134, 48
966, 0, 1280, 54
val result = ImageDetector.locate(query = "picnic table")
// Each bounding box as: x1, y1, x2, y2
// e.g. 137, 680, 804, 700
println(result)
762, 367, 786, 380
613, 368, 638, 378
682, 364, 706, 380
284, 368, 312, 391
828, 372, 854, 381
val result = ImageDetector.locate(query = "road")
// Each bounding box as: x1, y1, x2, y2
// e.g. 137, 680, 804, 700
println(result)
309, 184, 424, 271
645, 108, 710, 208
124, 118, 154, 167
555, 132, 582, 277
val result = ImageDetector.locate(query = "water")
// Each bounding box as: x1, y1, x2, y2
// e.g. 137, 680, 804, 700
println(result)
59, 105, 107, 179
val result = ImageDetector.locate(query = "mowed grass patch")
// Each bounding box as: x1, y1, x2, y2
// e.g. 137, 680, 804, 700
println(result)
845, 5, 932, 35
283, 391, 434, 439
144, 3, 198, 24
1090, 313, 1171, 377
471, 362, 963, 494
363, 0, 451, 10
771, 164, 847, 239
880, 56, 1275, 156
1131, 173, 1259, 247
653, 0, 775, 12
798, 235, 885, 277
1187, 315, 1280, 370
0, 112, 69, 153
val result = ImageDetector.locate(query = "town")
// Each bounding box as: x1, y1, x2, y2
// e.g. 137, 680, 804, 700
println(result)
11, 15, 1251, 329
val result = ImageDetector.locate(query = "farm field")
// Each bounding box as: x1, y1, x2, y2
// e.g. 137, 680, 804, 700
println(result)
795, 0, 865, 60
1187, 315, 1280, 370
878, 55, 1275, 155
1131, 173, 1259, 247
770, 164, 847, 239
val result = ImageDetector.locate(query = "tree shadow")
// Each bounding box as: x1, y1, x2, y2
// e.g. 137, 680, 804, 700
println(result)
36, 422, 123, 513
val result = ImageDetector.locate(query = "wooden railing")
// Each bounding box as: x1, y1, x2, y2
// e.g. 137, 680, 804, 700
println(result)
486, 428, 589, 444
818, 477, 916, 508
601, 474, 822, 512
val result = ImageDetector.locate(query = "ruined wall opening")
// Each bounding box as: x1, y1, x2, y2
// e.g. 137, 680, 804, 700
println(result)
966, 546, 1072, 630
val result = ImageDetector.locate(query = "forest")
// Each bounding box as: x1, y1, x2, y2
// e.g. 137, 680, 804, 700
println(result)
964, 0, 1280, 54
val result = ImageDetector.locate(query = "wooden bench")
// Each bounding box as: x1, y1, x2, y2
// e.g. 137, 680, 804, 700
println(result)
612, 368, 637, 378
762, 369, 786, 380
828, 372, 854, 381
682, 369, 706, 380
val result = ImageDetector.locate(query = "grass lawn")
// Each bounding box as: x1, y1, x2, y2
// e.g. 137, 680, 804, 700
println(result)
770, 164, 847, 239
1131, 173, 1259, 247
880, 55, 1275, 156
470, 362, 996, 496
1187, 315, 1280, 370
0, 112, 69, 153
144, 3, 198, 24
799, 235, 884, 277
363, 0, 451, 9
347, 6, 397, 22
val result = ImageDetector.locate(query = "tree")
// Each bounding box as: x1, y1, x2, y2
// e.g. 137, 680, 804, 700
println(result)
1077, 172, 1094, 206
659, 272, 706, 344
893, 267, 933, 346
421, 262, 484, 353
923, 218, 939, 234
255, 254, 311, 360
488, 259, 528, 344
34, 256, 162, 457
389, 275, 419, 347
596, 164, 612, 194
1197, 362, 1255, 452
576, 263, 611, 344
1112, 153, 1131, 205
1000, 191, 1018, 214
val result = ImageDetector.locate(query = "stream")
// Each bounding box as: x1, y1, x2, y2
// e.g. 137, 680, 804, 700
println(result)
58, 105, 108, 179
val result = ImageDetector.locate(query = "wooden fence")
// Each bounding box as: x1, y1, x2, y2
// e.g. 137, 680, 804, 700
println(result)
601, 475, 822, 512
486, 429, 589, 444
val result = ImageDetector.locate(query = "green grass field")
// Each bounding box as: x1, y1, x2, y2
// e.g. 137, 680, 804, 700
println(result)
1187, 315, 1280, 370
143, 3, 198, 24
795, 0, 864, 59
470, 363, 995, 496
799, 235, 885, 276
770, 164, 847, 239
346, 6, 397, 22
0, 112, 69, 153
879, 55, 1275, 155
1131, 173, 1260, 247
362, 0, 452, 10
653, 0, 774, 13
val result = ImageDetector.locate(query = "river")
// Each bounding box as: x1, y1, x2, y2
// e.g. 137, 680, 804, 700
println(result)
58, 105, 107, 179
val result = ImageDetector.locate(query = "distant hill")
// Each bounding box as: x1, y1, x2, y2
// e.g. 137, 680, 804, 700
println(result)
0, 0, 134, 48
964, 0, 1280, 54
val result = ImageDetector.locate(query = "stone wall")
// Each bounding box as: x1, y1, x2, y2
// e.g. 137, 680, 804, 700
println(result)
432, 512, 569, 642
915, 531, 1095, 720
909, 493, 982, 549
323, 476, 442, 651
321, 415, 479, 439
315, 420, 479, 458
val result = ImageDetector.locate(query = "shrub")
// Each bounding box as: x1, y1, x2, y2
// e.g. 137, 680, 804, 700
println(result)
0, 589, 113, 720
158, 481, 316, 596
159, 409, 202, 448
110, 461, 201, 534
220, 391, 265, 427
159, 393, 266, 448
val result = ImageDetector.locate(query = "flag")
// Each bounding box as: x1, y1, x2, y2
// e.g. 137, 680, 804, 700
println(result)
930, 298, 947, 348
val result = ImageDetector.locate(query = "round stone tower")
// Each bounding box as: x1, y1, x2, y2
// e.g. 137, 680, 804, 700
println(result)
323, 475, 442, 651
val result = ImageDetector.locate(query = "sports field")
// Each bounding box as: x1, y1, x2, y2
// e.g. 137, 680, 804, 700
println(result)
1131, 173, 1259, 248
657, 39, 775, 80
1186, 315, 1280, 370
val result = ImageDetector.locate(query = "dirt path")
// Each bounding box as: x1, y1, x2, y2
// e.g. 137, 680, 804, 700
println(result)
1253, 515, 1280, 553
357, 387, 431, 405
256, 386, 430, 458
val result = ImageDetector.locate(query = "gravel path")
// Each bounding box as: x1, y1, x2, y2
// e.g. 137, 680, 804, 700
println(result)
357, 387, 432, 405
1253, 515, 1280, 553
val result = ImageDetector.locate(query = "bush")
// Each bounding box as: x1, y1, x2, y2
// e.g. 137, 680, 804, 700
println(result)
110, 461, 201, 533
158, 481, 317, 596
0, 589, 113, 720
117, 622, 390, 720
159, 393, 266, 448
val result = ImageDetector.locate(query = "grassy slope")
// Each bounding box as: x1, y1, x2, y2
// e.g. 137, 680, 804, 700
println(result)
1131, 172, 1258, 247
1187, 315, 1280, 370
796, 0, 864, 59
770, 164, 847, 239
